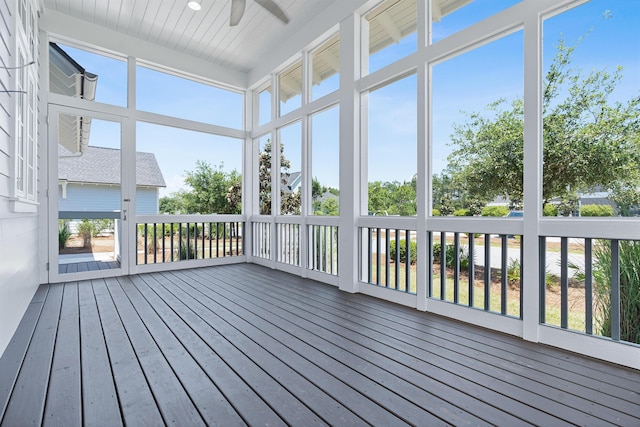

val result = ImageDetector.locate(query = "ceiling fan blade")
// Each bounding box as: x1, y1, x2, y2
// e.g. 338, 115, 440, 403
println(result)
230, 0, 246, 26
254, 0, 289, 24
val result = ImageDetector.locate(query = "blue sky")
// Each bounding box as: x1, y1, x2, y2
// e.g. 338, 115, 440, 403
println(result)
57, 0, 639, 198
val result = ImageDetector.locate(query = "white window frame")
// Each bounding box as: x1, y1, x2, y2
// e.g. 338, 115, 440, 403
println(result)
13, 0, 38, 207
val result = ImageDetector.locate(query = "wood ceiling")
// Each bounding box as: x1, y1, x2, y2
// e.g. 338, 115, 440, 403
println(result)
41, 0, 332, 74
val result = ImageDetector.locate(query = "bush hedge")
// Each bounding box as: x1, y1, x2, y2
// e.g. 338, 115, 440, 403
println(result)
388, 239, 417, 265
580, 204, 614, 217
481, 206, 509, 217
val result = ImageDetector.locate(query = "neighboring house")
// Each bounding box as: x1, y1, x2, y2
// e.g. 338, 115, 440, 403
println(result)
58, 146, 166, 215
284, 171, 302, 193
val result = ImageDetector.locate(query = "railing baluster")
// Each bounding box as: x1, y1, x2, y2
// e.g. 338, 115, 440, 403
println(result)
162, 223, 166, 263
501, 235, 507, 315
376, 228, 381, 285
428, 231, 433, 297
484, 234, 491, 311
561, 237, 568, 329
405, 231, 410, 293
194, 223, 198, 260
394, 229, 400, 290
153, 223, 157, 264
539, 236, 546, 324
519, 236, 524, 319
144, 224, 148, 265
611, 239, 621, 341
440, 232, 446, 300
223, 222, 227, 257
585, 238, 593, 335
216, 223, 220, 258
454, 232, 460, 304
368, 228, 373, 284
385, 229, 391, 288
468, 233, 474, 307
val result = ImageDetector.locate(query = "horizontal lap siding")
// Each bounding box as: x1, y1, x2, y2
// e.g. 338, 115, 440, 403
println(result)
0, 0, 41, 360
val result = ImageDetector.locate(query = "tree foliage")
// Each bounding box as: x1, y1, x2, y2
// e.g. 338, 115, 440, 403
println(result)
446, 37, 640, 213
368, 177, 416, 216
159, 161, 241, 214
257, 139, 301, 215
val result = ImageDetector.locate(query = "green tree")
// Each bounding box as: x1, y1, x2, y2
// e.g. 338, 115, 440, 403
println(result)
256, 139, 301, 215
180, 161, 242, 214
368, 180, 416, 216
446, 37, 640, 212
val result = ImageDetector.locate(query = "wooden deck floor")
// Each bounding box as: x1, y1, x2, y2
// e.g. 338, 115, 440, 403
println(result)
1, 264, 638, 426
58, 260, 120, 274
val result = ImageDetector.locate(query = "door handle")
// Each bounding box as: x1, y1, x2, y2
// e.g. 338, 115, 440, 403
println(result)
122, 209, 127, 221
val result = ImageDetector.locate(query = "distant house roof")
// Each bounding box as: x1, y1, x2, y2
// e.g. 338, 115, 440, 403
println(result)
59, 146, 166, 188
284, 171, 302, 193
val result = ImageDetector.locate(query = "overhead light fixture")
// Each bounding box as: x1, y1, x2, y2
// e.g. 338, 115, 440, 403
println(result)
187, 1, 202, 11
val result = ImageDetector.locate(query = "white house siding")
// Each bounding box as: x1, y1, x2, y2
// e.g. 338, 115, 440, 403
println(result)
0, 0, 41, 358
59, 184, 159, 214
136, 187, 159, 214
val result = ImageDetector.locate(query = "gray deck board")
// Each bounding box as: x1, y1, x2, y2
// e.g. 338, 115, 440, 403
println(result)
43, 283, 82, 427
0, 285, 49, 420
229, 265, 640, 425
1, 283, 63, 426
103, 277, 205, 426
78, 279, 123, 427
90, 278, 164, 426
1, 264, 639, 426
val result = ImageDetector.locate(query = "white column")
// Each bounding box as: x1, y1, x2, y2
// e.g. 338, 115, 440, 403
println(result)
338, 13, 362, 293
521, 1, 543, 342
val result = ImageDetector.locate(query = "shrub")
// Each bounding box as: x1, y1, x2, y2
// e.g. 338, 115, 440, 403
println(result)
431, 208, 441, 217
58, 221, 71, 250
77, 219, 97, 248
481, 206, 509, 217
580, 204, 614, 217
178, 238, 196, 260
433, 242, 469, 270
592, 240, 640, 344
543, 204, 558, 217
453, 208, 472, 216
389, 239, 417, 265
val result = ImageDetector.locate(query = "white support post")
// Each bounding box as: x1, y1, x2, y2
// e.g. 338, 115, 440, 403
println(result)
415, 0, 428, 311
244, 89, 254, 262
338, 13, 361, 293
522, 1, 543, 342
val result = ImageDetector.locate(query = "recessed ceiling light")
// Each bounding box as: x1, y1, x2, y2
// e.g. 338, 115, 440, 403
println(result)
187, 1, 202, 11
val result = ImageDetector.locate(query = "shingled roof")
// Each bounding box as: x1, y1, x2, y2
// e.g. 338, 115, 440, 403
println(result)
58, 146, 166, 187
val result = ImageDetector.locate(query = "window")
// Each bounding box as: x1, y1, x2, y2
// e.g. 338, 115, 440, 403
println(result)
542, 0, 640, 218
311, 106, 340, 215
365, 0, 417, 75
278, 60, 302, 116
49, 43, 127, 107
258, 85, 272, 126
366, 73, 417, 216
311, 33, 340, 101
431, 31, 524, 216
14, 0, 37, 203
279, 121, 302, 215
137, 122, 243, 215
137, 64, 243, 129
430, 0, 521, 44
